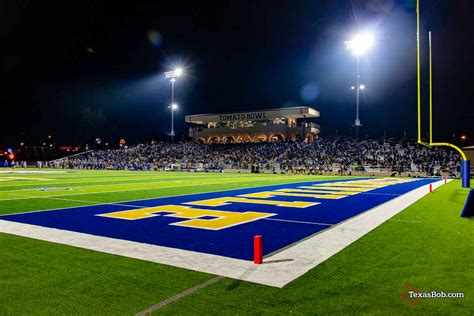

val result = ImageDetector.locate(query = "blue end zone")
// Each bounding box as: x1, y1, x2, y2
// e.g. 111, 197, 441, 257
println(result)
0, 178, 438, 260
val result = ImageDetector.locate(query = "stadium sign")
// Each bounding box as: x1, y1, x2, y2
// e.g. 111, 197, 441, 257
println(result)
219, 112, 267, 122
186, 106, 320, 125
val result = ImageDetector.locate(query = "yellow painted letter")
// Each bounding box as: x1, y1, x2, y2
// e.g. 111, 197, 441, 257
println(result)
98, 204, 275, 230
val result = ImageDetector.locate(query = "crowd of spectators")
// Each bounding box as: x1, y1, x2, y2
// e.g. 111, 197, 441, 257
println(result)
45, 137, 461, 176
1, 160, 28, 168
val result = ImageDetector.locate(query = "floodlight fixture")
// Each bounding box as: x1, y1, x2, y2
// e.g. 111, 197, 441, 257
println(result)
345, 32, 375, 56
345, 31, 374, 133
164, 67, 185, 141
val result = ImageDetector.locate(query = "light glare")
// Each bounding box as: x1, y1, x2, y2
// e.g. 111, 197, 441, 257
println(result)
174, 67, 183, 77
345, 32, 374, 56
165, 67, 184, 80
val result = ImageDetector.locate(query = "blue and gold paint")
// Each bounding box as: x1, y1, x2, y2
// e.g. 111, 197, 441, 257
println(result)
0, 177, 437, 260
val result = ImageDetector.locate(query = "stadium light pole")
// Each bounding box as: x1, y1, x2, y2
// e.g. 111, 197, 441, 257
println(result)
345, 32, 374, 137
164, 67, 183, 141
169, 103, 178, 141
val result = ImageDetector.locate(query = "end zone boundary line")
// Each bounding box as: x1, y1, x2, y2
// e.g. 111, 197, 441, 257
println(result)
0, 179, 448, 288
0, 177, 359, 215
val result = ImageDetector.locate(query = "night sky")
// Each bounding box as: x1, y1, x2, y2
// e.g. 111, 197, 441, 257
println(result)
0, 0, 472, 146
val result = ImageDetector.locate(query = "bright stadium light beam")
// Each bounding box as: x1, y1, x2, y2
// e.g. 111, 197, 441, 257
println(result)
173, 67, 183, 77
345, 31, 375, 136
344, 32, 375, 56
164, 67, 184, 80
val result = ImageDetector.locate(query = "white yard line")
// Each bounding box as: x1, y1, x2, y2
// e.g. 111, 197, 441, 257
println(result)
0, 179, 449, 287
388, 219, 423, 223
263, 218, 332, 226
134, 276, 224, 315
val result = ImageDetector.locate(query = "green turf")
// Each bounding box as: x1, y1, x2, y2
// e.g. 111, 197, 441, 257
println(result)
0, 233, 213, 315
0, 170, 472, 315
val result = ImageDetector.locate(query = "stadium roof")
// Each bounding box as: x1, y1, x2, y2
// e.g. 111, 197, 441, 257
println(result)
185, 106, 320, 124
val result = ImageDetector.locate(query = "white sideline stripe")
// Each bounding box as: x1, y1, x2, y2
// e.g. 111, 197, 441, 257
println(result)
360, 192, 401, 196
0, 171, 67, 174
0, 175, 232, 188
0, 176, 352, 201
0, 179, 449, 288
0, 175, 285, 192
263, 218, 332, 226
0, 177, 311, 201
0, 178, 352, 215
4, 195, 143, 209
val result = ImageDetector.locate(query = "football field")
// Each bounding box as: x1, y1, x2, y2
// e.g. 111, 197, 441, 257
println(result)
0, 170, 473, 315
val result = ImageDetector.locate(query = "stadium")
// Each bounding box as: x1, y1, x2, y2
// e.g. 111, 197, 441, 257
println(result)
186, 106, 320, 143
0, 1, 473, 315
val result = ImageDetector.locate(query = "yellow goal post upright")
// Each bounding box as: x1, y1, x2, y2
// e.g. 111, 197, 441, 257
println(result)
416, 0, 470, 188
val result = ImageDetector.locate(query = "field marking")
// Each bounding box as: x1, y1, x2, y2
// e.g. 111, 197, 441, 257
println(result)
360, 192, 401, 196
33, 196, 143, 209
0, 174, 292, 190
0, 177, 180, 189
1, 198, 333, 228
0, 177, 297, 202
0, 176, 350, 203
0, 179, 448, 287
0, 170, 68, 174
389, 219, 423, 223
263, 218, 333, 226
134, 276, 224, 315
0, 177, 54, 181
0, 178, 354, 215
0, 176, 283, 193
